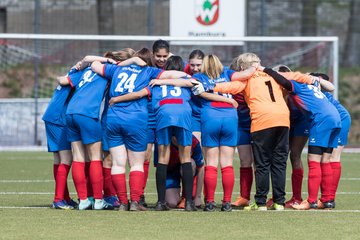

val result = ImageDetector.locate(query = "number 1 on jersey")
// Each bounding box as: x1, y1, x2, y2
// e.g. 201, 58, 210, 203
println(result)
265, 81, 276, 102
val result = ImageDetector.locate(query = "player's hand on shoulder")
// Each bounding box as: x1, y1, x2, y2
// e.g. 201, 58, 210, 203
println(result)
191, 82, 205, 95
149, 79, 161, 87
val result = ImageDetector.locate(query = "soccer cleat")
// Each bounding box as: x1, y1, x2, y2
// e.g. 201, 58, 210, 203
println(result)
265, 198, 273, 208
53, 200, 73, 210
177, 197, 186, 209
185, 200, 197, 212
118, 202, 129, 211
203, 202, 216, 212
139, 195, 148, 208
317, 199, 335, 209
285, 197, 302, 209
66, 199, 78, 208
78, 198, 93, 210
269, 203, 284, 211
220, 202, 232, 212
104, 196, 120, 208
129, 201, 147, 211
88, 196, 95, 206
93, 199, 115, 210
292, 200, 317, 210
244, 202, 267, 211
154, 201, 170, 211
231, 196, 250, 207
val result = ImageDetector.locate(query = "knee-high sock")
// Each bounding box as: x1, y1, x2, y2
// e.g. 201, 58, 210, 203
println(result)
181, 162, 194, 202
142, 161, 150, 195
221, 166, 234, 203
112, 173, 128, 204
240, 167, 253, 200
155, 163, 168, 203
129, 171, 144, 202
85, 162, 93, 198
330, 162, 341, 200
292, 168, 304, 201
72, 161, 87, 200
307, 161, 321, 203
204, 166, 217, 203
54, 163, 70, 202
320, 162, 333, 202
89, 160, 103, 199
103, 167, 116, 197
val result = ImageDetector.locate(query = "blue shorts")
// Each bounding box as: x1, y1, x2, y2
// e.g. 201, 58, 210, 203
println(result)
201, 117, 237, 147
237, 127, 251, 145
338, 115, 351, 146
101, 120, 109, 152
191, 115, 201, 132
147, 127, 156, 144
45, 122, 71, 152
106, 117, 147, 151
290, 113, 310, 137
308, 126, 341, 148
166, 171, 181, 189
66, 114, 102, 145
156, 126, 192, 146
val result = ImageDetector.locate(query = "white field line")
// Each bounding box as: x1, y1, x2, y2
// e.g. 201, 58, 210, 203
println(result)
0, 191, 359, 195
0, 206, 360, 213
2, 177, 360, 183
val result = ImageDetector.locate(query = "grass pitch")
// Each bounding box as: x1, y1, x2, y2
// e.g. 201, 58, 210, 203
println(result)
0, 152, 359, 240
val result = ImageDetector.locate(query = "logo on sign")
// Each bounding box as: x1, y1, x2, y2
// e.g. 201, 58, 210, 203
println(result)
195, 0, 219, 26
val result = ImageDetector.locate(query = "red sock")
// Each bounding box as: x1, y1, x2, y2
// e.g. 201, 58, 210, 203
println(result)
307, 161, 321, 203
204, 166, 217, 202
72, 161, 87, 200
292, 168, 304, 201
90, 160, 103, 199
103, 167, 115, 197
320, 162, 333, 202
53, 164, 59, 180
142, 161, 150, 195
240, 167, 253, 200
192, 176, 197, 198
330, 162, 341, 200
221, 166, 235, 203
112, 173, 128, 204
85, 162, 93, 198
129, 171, 144, 202
54, 163, 70, 202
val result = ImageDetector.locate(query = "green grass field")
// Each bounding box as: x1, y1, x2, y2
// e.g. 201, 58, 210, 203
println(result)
0, 151, 360, 240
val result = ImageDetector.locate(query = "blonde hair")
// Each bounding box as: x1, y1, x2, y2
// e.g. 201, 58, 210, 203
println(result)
229, 57, 241, 71
201, 54, 223, 79
103, 48, 135, 62
237, 53, 260, 70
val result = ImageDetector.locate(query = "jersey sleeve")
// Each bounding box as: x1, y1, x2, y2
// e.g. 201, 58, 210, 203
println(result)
148, 67, 164, 79
225, 68, 236, 79
103, 64, 118, 79
213, 81, 247, 95
67, 69, 83, 87
280, 72, 312, 84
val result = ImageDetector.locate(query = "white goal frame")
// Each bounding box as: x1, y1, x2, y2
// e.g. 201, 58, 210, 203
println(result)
0, 33, 339, 98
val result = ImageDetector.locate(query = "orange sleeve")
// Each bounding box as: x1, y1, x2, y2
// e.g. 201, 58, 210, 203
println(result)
279, 72, 312, 84
213, 81, 247, 95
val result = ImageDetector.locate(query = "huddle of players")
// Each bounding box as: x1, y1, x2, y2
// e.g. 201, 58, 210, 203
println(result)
43, 39, 351, 211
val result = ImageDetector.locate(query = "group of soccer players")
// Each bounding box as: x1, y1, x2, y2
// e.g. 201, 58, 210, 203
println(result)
43, 39, 351, 212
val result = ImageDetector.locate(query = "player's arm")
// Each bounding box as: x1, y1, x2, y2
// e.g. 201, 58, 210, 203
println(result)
199, 92, 238, 108
158, 70, 191, 79
109, 88, 150, 106
279, 71, 314, 85
230, 66, 257, 81
213, 81, 248, 95
262, 67, 292, 91
77, 56, 116, 70
117, 57, 146, 67
149, 78, 199, 88
57, 75, 71, 86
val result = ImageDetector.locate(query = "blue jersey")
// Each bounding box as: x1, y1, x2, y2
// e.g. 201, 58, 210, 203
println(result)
233, 93, 251, 130
103, 64, 162, 118
147, 100, 156, 129
42, 69, 82, 125
193, 68, 237, 118
323, 92, 351, 122
289, 81, 341, 129
189, 94, 202, 119
151, 79, 192, 131
66, 67, 108, 119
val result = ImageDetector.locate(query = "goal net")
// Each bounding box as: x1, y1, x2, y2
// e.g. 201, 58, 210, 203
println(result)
0, 34, 338, 147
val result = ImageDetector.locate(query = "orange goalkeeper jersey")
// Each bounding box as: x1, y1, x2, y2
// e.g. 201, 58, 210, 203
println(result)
213, 70, 313, 132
